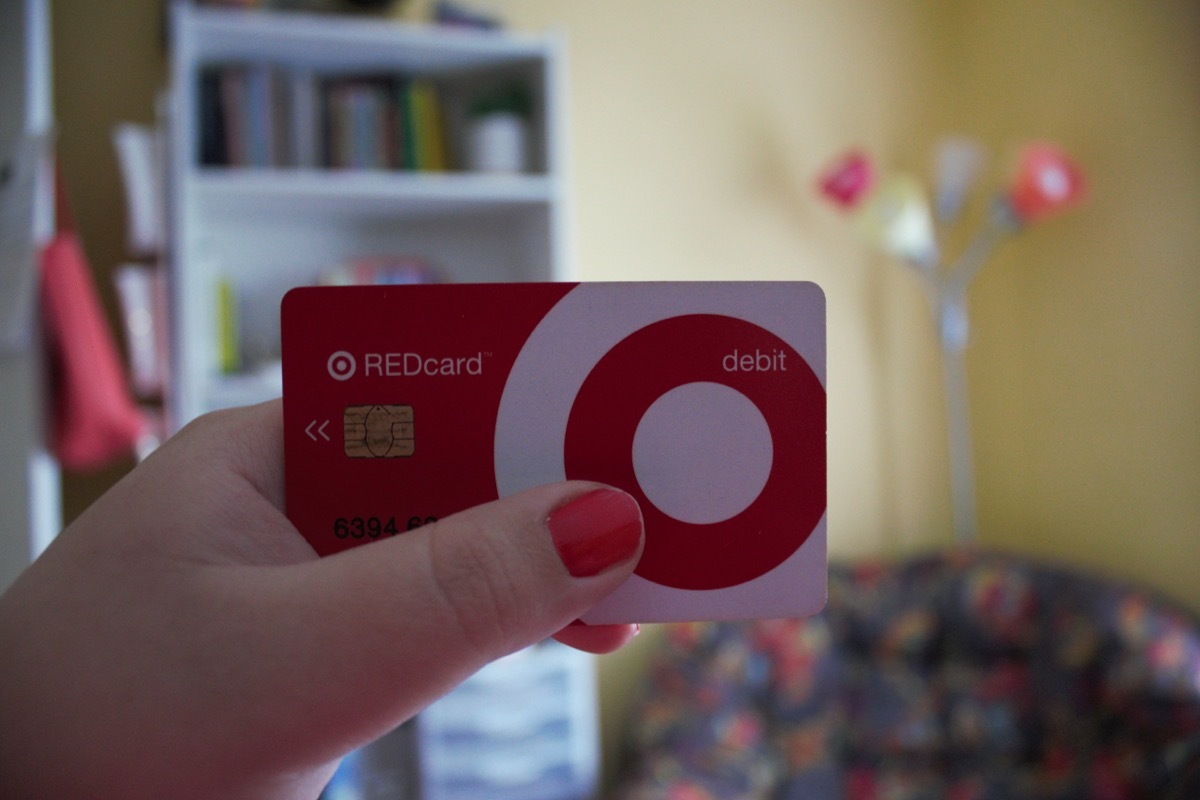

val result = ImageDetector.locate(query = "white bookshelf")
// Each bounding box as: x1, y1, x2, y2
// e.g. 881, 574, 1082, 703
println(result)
0, 0, 60, 592
165, 1, 570, 426
164, 6, 592, 799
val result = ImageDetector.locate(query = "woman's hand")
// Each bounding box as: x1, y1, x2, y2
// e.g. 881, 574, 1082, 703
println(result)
0, 400, 642, 799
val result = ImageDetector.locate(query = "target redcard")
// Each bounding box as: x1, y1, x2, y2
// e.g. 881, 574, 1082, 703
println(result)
281, 282, 826, 623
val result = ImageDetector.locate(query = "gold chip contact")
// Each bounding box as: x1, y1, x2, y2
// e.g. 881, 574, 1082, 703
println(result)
344, 404, 414, 458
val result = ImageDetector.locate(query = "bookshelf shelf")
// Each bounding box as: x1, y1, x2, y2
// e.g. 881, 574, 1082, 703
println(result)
191, 169, 557, 218
183, 4, 552, 73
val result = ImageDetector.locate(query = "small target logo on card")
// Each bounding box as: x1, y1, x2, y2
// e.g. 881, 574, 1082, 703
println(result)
326, 350, 357, 381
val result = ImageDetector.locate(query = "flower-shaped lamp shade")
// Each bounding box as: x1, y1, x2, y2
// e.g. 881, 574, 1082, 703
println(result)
817, 150, 875, 209
1007, 143, 1086, 223
855, 173, 939, 267
932, 136, 986, 223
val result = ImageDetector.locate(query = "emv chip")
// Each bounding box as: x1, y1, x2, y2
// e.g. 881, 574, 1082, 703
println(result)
344, 404, 414, 458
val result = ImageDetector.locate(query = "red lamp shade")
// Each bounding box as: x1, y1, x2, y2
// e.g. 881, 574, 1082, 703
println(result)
817, 150, 875, 209
1007, 143, 1086, 223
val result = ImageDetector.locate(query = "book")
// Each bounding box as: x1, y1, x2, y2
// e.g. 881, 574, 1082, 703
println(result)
197, 68, 227, 166
410, 80, 448, 171
216, 277, 240, 374
218, 66, 247, 166
244, 63, 273, 167
285, 69, 319, 168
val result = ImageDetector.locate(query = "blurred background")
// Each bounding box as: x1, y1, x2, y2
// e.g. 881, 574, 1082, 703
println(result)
41, 0, 1200, 786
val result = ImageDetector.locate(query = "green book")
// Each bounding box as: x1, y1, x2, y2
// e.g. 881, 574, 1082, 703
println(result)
216, 278, 240, 374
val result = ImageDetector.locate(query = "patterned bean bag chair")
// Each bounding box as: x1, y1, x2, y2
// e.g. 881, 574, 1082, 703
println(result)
613, 551, 1200, 800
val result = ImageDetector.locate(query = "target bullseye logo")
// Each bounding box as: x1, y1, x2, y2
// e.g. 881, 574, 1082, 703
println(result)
494, 282, 827, 612
327, 350, 357, 381
563, 314, 825, 590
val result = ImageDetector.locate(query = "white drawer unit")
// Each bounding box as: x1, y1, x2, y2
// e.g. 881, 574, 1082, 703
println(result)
418, 642, 599, 800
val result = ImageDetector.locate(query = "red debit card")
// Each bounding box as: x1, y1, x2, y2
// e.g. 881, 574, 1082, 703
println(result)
282, 282, 826, 623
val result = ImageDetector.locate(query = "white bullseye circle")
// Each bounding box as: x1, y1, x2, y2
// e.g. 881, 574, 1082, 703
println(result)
631, 382, 773, 526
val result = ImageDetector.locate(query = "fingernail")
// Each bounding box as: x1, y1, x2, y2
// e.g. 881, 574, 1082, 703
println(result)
547, 489, 643, 578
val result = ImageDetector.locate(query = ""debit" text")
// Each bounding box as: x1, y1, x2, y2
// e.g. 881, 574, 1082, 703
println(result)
722, 348, 788, 372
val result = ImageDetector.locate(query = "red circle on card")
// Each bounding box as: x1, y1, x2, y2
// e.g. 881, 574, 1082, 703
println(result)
563, 314, 826, 590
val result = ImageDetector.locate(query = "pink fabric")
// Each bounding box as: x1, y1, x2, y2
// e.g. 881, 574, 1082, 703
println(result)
40, 169, 143, 471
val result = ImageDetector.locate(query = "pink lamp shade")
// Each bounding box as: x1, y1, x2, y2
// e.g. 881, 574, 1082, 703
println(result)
817, 150, 875, 209
1007, 143, 1086, 223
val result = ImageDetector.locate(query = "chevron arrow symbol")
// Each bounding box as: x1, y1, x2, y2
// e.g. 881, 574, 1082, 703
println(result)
306, 420, 331, 442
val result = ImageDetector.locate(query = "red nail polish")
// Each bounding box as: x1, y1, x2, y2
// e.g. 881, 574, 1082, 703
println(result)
547, 489, 643, 577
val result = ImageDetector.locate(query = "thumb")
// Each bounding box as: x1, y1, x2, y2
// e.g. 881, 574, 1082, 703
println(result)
261, 482, 642, 758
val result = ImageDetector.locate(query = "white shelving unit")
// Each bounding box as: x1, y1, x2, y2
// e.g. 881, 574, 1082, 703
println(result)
0, 0, 60, 592
166, 1, 570, 427
418, 642, 599, 800
164, 6, 593, 799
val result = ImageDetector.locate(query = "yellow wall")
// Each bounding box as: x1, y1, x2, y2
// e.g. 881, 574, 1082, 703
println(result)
442, 0, 963, 554
52, 0, 1199, 789
953, 0, 1200, 624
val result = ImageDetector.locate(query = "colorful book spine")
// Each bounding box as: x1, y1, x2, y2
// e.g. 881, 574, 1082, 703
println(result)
216, 277, 240, 375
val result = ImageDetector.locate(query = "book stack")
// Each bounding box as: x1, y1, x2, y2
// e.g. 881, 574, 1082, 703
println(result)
198, 64, 448, 172
325, 77, 447, 171
317, 255, 443, 286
